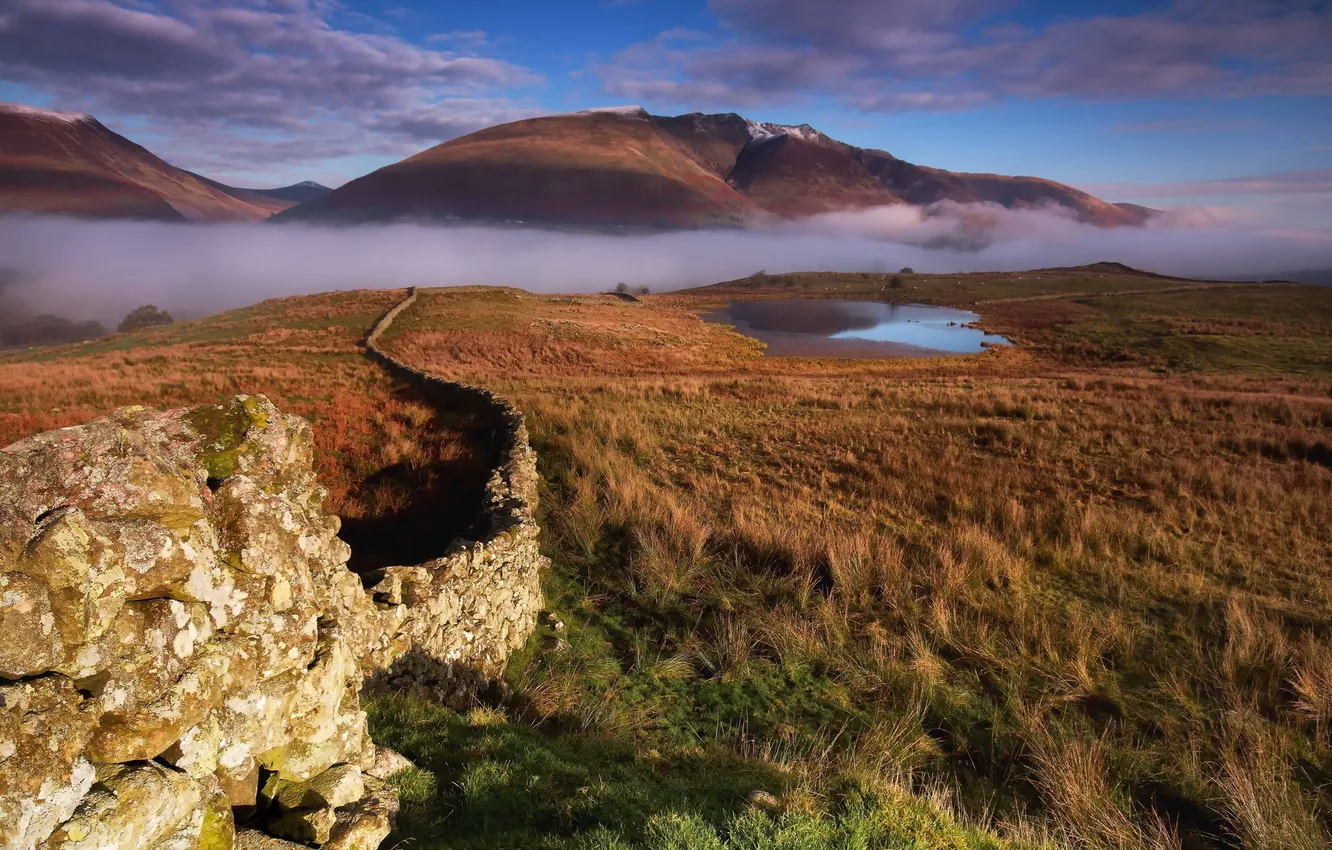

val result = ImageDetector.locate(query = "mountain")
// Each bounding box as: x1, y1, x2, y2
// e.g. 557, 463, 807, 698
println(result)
191, 174, 331, 208
0, 102, 278, 222
1113, 202, 1160, 220
279, 106, 1149, 229
278, 107, 764, 228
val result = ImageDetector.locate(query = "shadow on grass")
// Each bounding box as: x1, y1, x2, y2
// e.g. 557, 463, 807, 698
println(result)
365, 693, 1010, 850
340, 397, 492, 574
365, 693, 783, 849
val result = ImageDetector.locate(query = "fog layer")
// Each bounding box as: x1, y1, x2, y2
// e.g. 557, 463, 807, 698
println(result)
1, 203, 1329, 325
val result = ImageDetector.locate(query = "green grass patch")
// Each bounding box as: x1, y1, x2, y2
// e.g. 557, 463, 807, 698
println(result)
366, 694, 1012, 850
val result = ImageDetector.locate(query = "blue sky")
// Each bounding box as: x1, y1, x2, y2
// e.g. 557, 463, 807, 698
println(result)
1, 0, 1329, 221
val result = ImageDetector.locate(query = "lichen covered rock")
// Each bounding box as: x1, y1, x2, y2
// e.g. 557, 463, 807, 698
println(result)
0, 397, 394, 850
2, 367, 549, 850
0, 676, 100, 850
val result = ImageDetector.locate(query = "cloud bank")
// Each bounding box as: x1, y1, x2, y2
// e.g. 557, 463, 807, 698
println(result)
0, 0, 542, 180
1, 206, 1329, 327
604, 0, 1332, 112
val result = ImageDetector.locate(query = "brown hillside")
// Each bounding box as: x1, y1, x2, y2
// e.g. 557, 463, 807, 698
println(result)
728, 131, 902, 216
652, 112, 755, 178
0, 103, 278, 222
941, 171, 1145, 227
280, 107, 1150, 229
284, 109, 763, 227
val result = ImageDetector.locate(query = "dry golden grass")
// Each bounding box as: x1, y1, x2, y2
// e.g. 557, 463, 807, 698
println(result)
6, 273, 1329, 848
381, 280, 1332, 849
0, 289, 487, 530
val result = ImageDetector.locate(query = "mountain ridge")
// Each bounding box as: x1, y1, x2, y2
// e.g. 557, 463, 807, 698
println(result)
279, 107, 1149, 229
0, 102, 330, 221
0, 102, 282, 221
0, 101, 1151, 230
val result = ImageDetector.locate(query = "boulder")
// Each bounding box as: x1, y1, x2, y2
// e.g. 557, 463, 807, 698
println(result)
232, 831, 306, 850
365, 747, 415, 781
264, 764, 364, 812
322, 778, 397, 850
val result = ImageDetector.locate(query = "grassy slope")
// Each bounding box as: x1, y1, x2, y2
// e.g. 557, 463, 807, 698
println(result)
376, 275, 1332, 850
0, 289, 487, 530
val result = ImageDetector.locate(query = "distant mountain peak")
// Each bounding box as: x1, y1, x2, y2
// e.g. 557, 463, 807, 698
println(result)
767, 123, 826, 142
292, 180, 329, 189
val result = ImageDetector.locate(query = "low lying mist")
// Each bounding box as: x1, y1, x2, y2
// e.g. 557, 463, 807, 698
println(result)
1, 203, 1329, 326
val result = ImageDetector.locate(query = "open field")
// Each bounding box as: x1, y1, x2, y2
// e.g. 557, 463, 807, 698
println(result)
4, 268, 1331, 849
0, 288, 490, 553
374, 271, 1332, 849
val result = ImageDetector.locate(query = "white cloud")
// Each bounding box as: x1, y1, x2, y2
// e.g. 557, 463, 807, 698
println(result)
0, 0, 543, 178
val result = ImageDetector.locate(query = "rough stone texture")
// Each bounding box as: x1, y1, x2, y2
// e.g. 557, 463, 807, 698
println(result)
232, 833, 305, 850
0, 397, 382, 850
0, 676, 100, 850
2, 289, 547, 850
40, 762, 213, 850
321, 777, 397, 850
365, 747, 414, 781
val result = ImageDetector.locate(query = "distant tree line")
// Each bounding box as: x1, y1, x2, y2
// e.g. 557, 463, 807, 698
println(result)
0, 314, 105, 348
0, 304, 175, 350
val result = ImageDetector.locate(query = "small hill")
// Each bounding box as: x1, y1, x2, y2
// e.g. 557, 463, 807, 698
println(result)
278, 108, 1152, 229
1035, 261, 1189, 279
0, 102, 280, 221
190, 173, 331, 211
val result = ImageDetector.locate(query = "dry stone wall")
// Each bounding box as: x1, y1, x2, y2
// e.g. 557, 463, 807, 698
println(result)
362, 288, 546, 702
0, 290, 547, 850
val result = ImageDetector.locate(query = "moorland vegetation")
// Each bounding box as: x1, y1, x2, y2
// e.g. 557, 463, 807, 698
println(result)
3, 267, 1330, 850
0, 288, 489, 557
373, 270, 1332, 850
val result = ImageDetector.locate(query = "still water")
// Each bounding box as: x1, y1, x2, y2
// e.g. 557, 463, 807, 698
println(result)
701, 299, 1011, 357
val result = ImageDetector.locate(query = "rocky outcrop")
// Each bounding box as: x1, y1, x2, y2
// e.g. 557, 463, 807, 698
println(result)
1, 291, 547, 850
0, 387, 544, 850
0, 398, 393, 850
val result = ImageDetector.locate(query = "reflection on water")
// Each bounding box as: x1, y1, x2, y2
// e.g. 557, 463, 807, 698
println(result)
702, 299, 1011, 357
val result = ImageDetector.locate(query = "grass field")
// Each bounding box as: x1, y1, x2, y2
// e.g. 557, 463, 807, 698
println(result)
373, 270, 1332, 850
0, 288, 489, 550
4, 267, 1330, 849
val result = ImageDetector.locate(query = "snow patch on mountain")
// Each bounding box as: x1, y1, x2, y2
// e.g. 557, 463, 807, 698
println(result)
770, 124, 825, 142
0, 102, 93, 125
746, 120, 781, 142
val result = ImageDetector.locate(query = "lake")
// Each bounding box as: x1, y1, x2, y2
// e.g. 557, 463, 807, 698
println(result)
701, 299, 1012, 358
